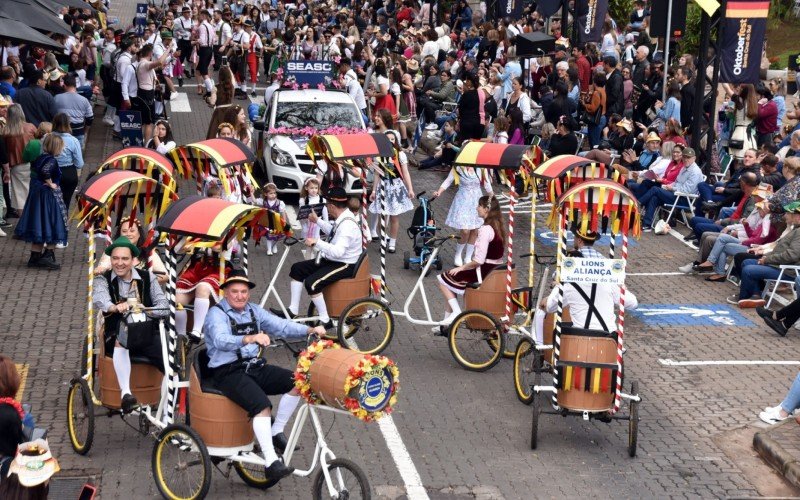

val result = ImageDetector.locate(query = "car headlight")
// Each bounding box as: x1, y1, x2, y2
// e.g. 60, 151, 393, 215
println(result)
271, 147, 293, 166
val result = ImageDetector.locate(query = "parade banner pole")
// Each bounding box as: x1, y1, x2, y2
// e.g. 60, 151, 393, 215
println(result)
86, 224, 98, 404
242, 236, 249, 276
551, 209, 568, 409
503, 173, 517, 323
164, 248, 180, 425
612, 216, 629, 414
359, 165, 369, 250
662, 0, 674, 101
379, 170, 388, 304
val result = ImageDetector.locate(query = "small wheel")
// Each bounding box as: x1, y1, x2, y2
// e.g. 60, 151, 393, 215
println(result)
447, 310, 504, 372
338, 298, 394, 354
531, 351, 543, 450
234, 444, 279, 489
67, 378, 95, 455
312, 457, 371, 499
152, 423, 212, 500
628, 380, 640, 458
403, 251, 410, 269
513, 337, 535, 405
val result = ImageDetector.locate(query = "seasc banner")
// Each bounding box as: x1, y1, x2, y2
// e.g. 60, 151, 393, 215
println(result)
497, 0, 524, 20
719, 0, 769, 84
285, 60, 333, 86
575, 0, 609, 44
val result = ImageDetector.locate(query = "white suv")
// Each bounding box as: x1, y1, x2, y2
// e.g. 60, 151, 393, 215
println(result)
254, 89, 367, 194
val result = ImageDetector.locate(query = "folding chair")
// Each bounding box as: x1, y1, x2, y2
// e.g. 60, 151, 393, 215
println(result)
711, 153, 733, 182
531, 135, 542, 147
574, 131, 585, 154
653, 175, 706, 228
763, 265, 800, 308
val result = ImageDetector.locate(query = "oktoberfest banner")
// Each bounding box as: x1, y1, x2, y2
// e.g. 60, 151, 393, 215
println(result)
497, 0, 524, 20
575, 0, 609, 44
719, 0, 769, 84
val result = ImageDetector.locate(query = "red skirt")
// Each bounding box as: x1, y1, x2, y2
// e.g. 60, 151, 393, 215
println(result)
177, 259, 231, 294
438, 262, 499, 295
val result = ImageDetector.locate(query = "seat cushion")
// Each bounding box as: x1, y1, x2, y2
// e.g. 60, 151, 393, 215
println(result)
192, 348, 227, 396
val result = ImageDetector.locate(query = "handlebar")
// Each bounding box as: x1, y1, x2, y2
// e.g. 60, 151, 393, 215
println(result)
425, 234, 461, 248
262, 336, 316, 358
535, 255, 558, 265
416, 190, 426, 198
283, 236, 301, 247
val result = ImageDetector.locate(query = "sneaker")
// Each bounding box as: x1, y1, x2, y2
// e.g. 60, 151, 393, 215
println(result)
692, 264, 714, 274
55, 242, 68, 249
121, 393, 139, 413
0, 220, 11, 228
726, 294, 740, 305
0, 227, 5, 237
759, 405, 789, 425
678, 262, 697, 273
683, 233, 697, 241
738, 297, 766, 309
264, 459, 294, 482
642, 226, 653, 233
170, 92, 179, 101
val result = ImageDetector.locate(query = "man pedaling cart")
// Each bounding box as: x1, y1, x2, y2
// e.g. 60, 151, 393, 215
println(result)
204, 269, 327, 483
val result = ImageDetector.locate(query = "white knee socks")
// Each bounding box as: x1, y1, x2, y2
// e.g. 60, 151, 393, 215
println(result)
113, 347, 132, 396
204, 77, 214, 93
272, 394, 300, 435
192, 298, 210, 336
253, 416, 280, 465
311, 294, 330, 323
464, 244, 475, 263
289, 280, 303, 315
454, 243, 465, 266
447, 297, 461, 316
175, 309, 188, 336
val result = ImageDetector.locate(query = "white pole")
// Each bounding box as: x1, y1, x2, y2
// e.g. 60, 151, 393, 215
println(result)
662, 0, 674, 101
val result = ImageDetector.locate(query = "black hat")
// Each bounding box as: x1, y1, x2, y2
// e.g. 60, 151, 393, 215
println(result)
575, 229, 599, 243
326, 186, 348, 202
243, 19, 254, 27
181, 6, 190, 12
221, 269, 256, 289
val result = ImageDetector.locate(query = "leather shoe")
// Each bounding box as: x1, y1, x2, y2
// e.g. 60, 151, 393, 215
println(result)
272, 432, 288, 453
265, 459, 294, 482
683, 233, 697, 241
121, 393, 138, 413
763, 315, 788, 336
702, 201, 721, 211
270, 308, 296, 319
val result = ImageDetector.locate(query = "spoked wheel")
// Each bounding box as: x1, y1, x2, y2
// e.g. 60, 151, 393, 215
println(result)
337, 298, 394, 354
233, 444, 278, 489
152, 424, 211, 500
447, 310, 504, 372
513, 337, 538, 405
628, 380, 640, 458
67, 377, 95, 455
312, 458, 371, 499
530, 350, 543, 450
501, 328, 523, 359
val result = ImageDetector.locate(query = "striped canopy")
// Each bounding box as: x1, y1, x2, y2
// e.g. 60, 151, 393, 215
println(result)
308, 133, 395, 160
100, 147, 177, 179
453, 142, 529, 170
156, 196, 265, 240
532, 155, 594, 179
554, 179, 641, 237
175, 138, 256, 168
78, 170, 161, 207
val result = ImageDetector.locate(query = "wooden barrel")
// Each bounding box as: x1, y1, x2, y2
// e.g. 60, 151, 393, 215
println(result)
307, 348, 394, 413
189, 366, 254, 448
464, 269, 517, 329
556, 334, 617, 412
98, 345, 162, 409
542, 308, 571, 364
323, 256, 370, 318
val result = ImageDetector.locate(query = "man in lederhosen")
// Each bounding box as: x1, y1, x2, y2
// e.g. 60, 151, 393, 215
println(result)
271, 187, 363, 328
174, 6, 194, 86
204, 270, 326, 482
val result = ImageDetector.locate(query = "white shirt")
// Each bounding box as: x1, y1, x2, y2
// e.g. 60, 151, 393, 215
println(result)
121, 62, 138, 100
546, 276, 638, 332
314, 210, 363, 264
175, 16, 193, 40
232, 29, 250, 49
115, 51, 133, 84
421, 40, 439, 60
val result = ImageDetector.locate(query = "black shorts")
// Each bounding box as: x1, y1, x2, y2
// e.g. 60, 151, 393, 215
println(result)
197, 46, 213, 75
210, 362, 295, 417
132, 90, 156, 125
289, 258, 356, 295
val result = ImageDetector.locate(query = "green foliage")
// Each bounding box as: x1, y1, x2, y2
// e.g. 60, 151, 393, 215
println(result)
676, 3, 704, 58
609, 0, 635, 29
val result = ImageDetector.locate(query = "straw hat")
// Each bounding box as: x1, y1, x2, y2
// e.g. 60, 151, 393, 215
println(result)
645, 131, 661, 143
0, 94, 12, 107
406, 59, 419, 72
752, 183, 774, 200
9, 440, 60, 487
616, 118, 633, 132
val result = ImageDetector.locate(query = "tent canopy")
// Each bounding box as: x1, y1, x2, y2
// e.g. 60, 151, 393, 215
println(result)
174, 138, 256, 168
309, 133, 395, 161
0, 17, 63, 51
0, 0, 73, 37
100, 147, 177, 181
156, 196, 265, 241
453, 142, 529, 170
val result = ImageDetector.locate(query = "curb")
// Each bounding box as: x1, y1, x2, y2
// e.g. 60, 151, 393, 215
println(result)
753, 419, 800, 488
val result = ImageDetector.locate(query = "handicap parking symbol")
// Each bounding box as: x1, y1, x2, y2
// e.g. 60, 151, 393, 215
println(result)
535, 229, 639, 248
630, 304, 754, 327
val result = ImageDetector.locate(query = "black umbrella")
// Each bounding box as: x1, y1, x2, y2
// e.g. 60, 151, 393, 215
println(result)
36, 0, 97, 14
515, 31, 557, 57
0, 0, 72, 38
0, 17, 64, 51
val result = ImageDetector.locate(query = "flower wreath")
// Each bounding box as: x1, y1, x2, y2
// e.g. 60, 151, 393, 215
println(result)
294, 340, 400, 422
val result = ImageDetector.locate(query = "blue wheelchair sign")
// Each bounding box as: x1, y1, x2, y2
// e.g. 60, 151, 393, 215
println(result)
630, 304, 754, 327
535, 229, 639, 248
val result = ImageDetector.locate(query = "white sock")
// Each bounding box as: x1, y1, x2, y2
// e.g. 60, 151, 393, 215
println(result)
289, 280, 303, 315
192, 298, 210, 336
253, 416, 280, 465
113, 347, 132, 396
447, 297, 461, 316
455, 243, 465, 259
311, 294, 330, 323
204, 77, 214, 92
272, 394, 300, 435
534, 308, 546, 345
369, 214, 379, 237
464, 244, 475, 262
175, 309, 188, 336
389, 237, 396, 247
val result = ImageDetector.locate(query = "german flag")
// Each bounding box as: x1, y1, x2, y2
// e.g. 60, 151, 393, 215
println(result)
726, 0, 770, 18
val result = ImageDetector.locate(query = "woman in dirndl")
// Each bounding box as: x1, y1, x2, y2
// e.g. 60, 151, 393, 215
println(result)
436, 195, 505, 325
368, 130, 415, 253
432, 164, 493, 266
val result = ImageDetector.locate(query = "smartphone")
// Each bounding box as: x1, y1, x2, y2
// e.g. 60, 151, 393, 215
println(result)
221, 55, 228, 66
78, 484, 97, 500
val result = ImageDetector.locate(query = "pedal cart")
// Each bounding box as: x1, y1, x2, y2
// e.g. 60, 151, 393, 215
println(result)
150, 196, 385, 499
260, 133, 396, 355
67, 167, 178, 455
527, 178, 642, 457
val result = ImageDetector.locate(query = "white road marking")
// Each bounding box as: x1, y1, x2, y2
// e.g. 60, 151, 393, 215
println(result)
667, 227, 699, 248
168, 93, 192, 112
659, 359, 800, 366
377, 417, 429, 500
284, 206, 301, 230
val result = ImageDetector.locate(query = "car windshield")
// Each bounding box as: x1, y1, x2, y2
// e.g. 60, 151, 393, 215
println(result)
273, 101, 362, 130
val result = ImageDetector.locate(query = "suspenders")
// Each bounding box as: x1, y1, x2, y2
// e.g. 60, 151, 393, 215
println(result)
568, 283, 611, 332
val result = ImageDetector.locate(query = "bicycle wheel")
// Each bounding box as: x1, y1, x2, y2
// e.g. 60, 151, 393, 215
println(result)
500, 327, 522, 359
67, 378, 95, 455
233, 444, 278, 489
338, 298, 394, 354
513, 337, 536, 405
448, 310, 504, 372
628, 380, 639, 458
311, 458, 371, 500
152, 424, 211, 500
